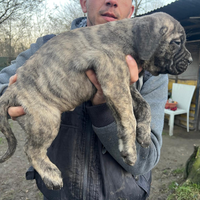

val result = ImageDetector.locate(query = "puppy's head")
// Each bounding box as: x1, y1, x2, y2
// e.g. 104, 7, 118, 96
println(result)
135, 12, 192, 76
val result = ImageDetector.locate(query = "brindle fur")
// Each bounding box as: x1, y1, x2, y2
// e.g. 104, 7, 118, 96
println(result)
0, 12, 192, 190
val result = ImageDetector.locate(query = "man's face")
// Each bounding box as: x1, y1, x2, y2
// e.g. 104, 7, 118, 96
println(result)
80, 0, 134, 26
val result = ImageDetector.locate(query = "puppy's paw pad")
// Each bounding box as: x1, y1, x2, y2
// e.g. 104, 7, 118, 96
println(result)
118, 140, 137, 166
136, 123, 150, 136
136, 124, 151, 147
43, 176, 63, 190
42, 168, 63, 190
122, 155, 136, 166
137, 134, 151, 148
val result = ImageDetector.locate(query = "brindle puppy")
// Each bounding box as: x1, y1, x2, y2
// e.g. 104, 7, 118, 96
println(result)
0, 12, 192, 190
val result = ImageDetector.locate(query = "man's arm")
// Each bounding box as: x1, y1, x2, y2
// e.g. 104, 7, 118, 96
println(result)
87, 74, 168, 176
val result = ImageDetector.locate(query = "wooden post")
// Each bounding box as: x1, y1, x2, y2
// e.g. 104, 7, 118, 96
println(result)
195, 45, 200, 130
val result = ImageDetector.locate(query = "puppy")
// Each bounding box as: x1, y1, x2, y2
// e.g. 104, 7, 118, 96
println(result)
0, 12, 192, 190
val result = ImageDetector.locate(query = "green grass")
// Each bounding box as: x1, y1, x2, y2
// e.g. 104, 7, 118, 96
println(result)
168, 181, 179, 190
37, 191, 44, 200
162, 131, 168, 135
172, 167, 185, 175
167, 182, 200, 200
163, 169, 169, 174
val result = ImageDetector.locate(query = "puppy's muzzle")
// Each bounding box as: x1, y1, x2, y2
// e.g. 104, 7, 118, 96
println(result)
188, 56, 193, 65
167, 55, 193, 75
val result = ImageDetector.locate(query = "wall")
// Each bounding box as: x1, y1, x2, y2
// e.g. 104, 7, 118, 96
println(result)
165, 42, 200, 130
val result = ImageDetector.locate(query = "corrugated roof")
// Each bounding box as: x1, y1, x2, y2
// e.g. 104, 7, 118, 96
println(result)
146, 0, 200, 20
141, 0, 200, 41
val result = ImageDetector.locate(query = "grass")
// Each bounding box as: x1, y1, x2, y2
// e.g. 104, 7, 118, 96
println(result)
167, 166, 200, 200
168, 181, 179, 190
167, 182, 200, 200
172, 167, 185, 175
162, 131, 168, 135
37, 191, 44, 200
163, 169, 170, 174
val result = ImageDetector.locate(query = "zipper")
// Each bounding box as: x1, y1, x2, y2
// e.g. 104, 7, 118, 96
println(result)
82, 104, 92, 200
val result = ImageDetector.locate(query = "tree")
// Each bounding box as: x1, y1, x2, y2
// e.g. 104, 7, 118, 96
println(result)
133, 0, 166, 17
0, 0, 45, 57
47, 0, 84, 34
0, 0, 44, 25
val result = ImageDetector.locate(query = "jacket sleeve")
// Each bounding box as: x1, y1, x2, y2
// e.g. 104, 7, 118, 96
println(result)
0, 34, 55, 95
87, 74, 168, 175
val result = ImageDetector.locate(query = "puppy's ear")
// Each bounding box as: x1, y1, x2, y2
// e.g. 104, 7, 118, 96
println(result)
133, 18, 168, 60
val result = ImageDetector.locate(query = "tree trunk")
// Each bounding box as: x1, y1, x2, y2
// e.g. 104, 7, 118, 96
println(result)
184, 145, 200, 184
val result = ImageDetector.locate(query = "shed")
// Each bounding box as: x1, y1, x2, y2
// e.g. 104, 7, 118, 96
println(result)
143, 0, 200, 130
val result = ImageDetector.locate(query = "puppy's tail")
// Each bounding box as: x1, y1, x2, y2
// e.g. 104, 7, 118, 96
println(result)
0, 92, 17, 163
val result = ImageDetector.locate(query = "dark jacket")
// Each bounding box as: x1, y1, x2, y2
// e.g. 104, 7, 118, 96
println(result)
28, 101, 152, 200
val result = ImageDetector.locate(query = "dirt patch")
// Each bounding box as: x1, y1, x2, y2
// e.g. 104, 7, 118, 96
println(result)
149, 122, 200, 200
0, 121, 42, 200
0, 120, 200, 200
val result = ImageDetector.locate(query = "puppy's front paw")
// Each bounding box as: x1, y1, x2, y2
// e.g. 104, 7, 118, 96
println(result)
119, 139, 137, 166
43, 168, 63, 190
136, 122, 151, 148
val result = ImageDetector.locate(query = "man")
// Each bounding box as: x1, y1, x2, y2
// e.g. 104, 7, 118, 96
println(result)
0, 0, 168, 199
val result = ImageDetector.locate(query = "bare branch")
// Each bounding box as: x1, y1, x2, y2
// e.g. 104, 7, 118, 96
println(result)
0, 0, 44, 24
133, 0, 166, 16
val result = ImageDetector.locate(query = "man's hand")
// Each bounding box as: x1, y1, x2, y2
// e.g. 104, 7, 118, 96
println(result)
86, 55, 142, 105
126, 55, 142, 84
8, 74, 25, 120
85, 70, 106, 105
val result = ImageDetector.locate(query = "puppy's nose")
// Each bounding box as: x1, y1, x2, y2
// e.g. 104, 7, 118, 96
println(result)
188, 56, 193, 65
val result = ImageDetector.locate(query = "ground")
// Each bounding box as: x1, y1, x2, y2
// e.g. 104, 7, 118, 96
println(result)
149, 122, 200, 200
0, 120, 200, 200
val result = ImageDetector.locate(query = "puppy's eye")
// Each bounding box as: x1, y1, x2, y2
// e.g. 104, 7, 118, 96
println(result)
174, 40, 181, 45
171, 40, 181, 46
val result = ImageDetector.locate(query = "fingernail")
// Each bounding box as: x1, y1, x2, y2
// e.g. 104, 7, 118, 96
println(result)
126, 55, 133, 60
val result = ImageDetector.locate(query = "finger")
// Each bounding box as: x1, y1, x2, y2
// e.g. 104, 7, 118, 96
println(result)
85, 70, 102, 91
9, 74, 17, 86
86, 70, 106, 105
138, 67, 143, 73
8, 106, 25, 119
126, 55, 140, 84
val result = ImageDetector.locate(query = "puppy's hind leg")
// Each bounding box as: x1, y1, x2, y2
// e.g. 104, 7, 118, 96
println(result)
130, 85, 151, 147
17, 107, 63, 190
